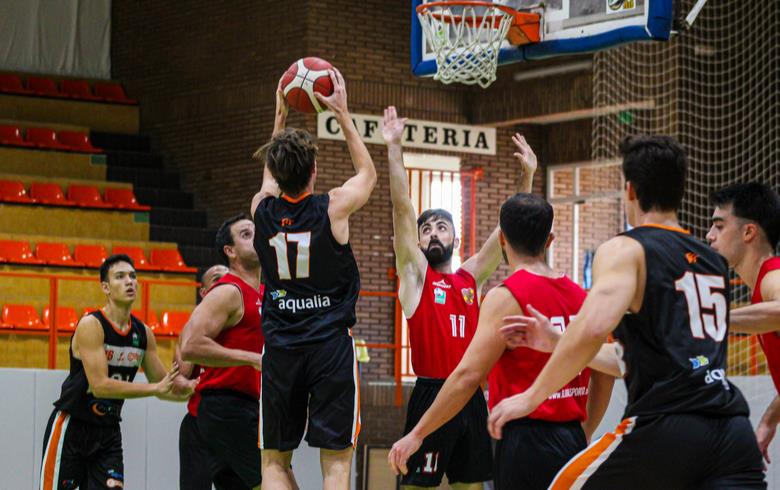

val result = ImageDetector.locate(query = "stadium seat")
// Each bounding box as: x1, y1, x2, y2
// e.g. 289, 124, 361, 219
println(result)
29, 183, 75, 206
150, 248, 197, 273
0, 74, 31, 95
2, 304, 45, 330
0, 240, 45, 264
43, 306, 79, 332
161, 310, 190, 335
74, 244, 108, 268
35, 242, 83, 266
25, 127, 70, 151
111, 246, 155, 271
67, 184, 112, 208
0, 125, 34, 147
94, 82, 137, 104
60, 79, 102, 101
133, 309, 162, 331
104, 188, 151, 211
58, 131, 102, 154
25, 76, 61, 97
0, 180, 35, 203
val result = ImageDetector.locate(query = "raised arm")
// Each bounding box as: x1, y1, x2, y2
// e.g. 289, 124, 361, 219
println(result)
75, 316, 174, 399
461, 134, 537, 289
730, 270, 780, 334
382, 106, 428, 317
250, 78, 287, 216
488, 236, 642, 439
180, 284, 261, 369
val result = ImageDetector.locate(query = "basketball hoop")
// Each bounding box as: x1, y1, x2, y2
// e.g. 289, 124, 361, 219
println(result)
416, 1, 540, 88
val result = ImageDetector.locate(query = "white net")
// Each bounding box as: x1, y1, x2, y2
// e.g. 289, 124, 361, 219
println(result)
417, 3, 514, 88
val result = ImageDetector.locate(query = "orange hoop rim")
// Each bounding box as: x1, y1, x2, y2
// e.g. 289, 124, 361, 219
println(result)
416, 1, 527, 28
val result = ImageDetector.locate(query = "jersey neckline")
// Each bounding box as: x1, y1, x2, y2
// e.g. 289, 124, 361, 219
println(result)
99, 308, 133, 337
638, 223, 690, 235
281, 192, 312, 204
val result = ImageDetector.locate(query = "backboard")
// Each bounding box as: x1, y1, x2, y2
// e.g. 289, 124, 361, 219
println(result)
411, 0, 675, 78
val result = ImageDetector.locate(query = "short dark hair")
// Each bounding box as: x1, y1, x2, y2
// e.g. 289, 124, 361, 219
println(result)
254, 128, 318, 196
711, 183, 780, 249
417, 208, 455, 235
620, 135, 688, 212
500, 193, 554, 256
100, 254, 135, 282
216, 213, 252, 265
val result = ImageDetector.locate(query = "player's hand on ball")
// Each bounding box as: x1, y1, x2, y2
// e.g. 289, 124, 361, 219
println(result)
314, 68, 348, 116
512, 133, 538, 177
388, 431, 423, 476
488, 392, 536, 439
500, 304, 561, 352
382, 106, 407, 146
275, 75, 289, 119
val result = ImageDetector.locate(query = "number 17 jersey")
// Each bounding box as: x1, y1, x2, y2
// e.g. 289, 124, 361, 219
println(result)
254, 193, 360, 348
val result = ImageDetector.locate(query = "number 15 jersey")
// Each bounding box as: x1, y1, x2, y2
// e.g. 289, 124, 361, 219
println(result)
254, 193, 360, 348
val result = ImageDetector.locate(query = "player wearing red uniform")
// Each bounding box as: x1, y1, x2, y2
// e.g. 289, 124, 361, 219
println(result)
389, 193, 614, 489
382, 106, 537, 488
707, 183, 780, 464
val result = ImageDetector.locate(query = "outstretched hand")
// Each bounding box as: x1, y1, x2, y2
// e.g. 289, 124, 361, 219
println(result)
275, 75, 289, 120
314, 68, 348, 115
382, 106, 407, 146
512, 133, 538, 177
500, 304, 561, 352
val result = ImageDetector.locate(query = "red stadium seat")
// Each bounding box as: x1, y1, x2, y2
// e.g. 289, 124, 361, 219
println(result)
25, 127, 70, 151
35, 242, 83, 266
0, 125, 34, 147
149, 248, 197, 273
94, 82, 137, 104
29, 183, 75, 206
67, 184, 111, 208
2, 304, 45, 330
0, 240, 45, 264
0, 74, 31, 95
111, 246, 155, 271
58, 131, 102, 154
0, 180, 34, 203
161, 310, 191, 335
26, 76, 61, 97
74, 244, 108, 268
43, 306, 79, 332
60, 79, 101, 101
104, 188, 151, 211
133, 309, 162, 331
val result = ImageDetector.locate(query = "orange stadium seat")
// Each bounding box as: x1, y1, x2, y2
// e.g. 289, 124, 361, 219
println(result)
67, 184, 112, 208
0, 240, 45, 264
2, 304, 45, 330
0, 180, 35, 203
35, 242, 83, 267
111, 246, 155, 271
0, 74, 31, 95
104, 188, 151, 211
60, 79, 102, 101
25, 127, 70, 151
74, 244, 108, 268
94, 82, 137, 104
161, 310, 190, 335
43, 306, 79, 332
25, 76, 61, 97
58, 131, 102, 153
150, 248, 197, 273
0, 125, 35, 147
29, 182, 75, 206
133, 309, 162, 331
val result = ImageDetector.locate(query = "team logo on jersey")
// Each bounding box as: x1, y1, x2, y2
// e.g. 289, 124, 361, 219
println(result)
432, 279, 451, 289
704, 368, 730, 390
278, 294, 332, 313
434, 287, 447, 304
685, 252, 699, 264
281, 218, 294, 227
270, 289, 287, 300
131, 332, 139, 347
689, 355, 710, 369
461, 288, 475, 305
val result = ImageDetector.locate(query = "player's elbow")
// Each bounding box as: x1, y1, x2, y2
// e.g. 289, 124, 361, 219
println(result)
90, 380, 113, 399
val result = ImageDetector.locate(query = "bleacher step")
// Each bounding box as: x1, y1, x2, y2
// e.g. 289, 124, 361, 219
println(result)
107, 166, 180, 190
91, 131, 151, 153
150, 225, 215, 248
135, 187, 194, 209
150, 207, 208, 228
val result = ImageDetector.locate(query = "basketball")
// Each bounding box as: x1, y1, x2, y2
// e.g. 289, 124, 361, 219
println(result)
280, 57, 334, 113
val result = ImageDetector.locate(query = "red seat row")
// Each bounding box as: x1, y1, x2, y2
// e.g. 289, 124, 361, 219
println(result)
0, 240, 196, 272
0, 180, 150, 211
0, 74, 137, 104
0, 125, 101, 153
1, 304, 190, 334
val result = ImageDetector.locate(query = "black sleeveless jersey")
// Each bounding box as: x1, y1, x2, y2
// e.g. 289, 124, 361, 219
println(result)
253, 193, 361, 347
54, 311, 147, 425
614, 225, 748, 418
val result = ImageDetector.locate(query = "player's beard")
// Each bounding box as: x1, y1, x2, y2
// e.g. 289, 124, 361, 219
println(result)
423, 239, 454, 267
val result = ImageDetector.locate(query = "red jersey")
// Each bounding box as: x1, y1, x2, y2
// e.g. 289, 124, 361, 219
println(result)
407, 265, 480, 379
194, 273, 265, 400
186, 365, 203, 416
755, 257, 780, 392
488, 269, 590, 422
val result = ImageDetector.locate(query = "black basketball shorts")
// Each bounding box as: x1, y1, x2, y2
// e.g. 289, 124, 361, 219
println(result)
179, 412, 213, 490
400, 378, 492, 487
549, 413, 766, 489
260, 333, 360, 451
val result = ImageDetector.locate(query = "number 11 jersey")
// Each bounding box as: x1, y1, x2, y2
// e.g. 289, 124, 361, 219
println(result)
254, 193, 360, 348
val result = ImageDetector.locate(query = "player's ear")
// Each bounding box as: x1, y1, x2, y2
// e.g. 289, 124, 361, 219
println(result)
545, 232, 555, 249
100, 280, 110, 295
454, 236, 460, 250
625, 181, 638, 202
498, 231, 506, 248
742, 222, 759, 244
